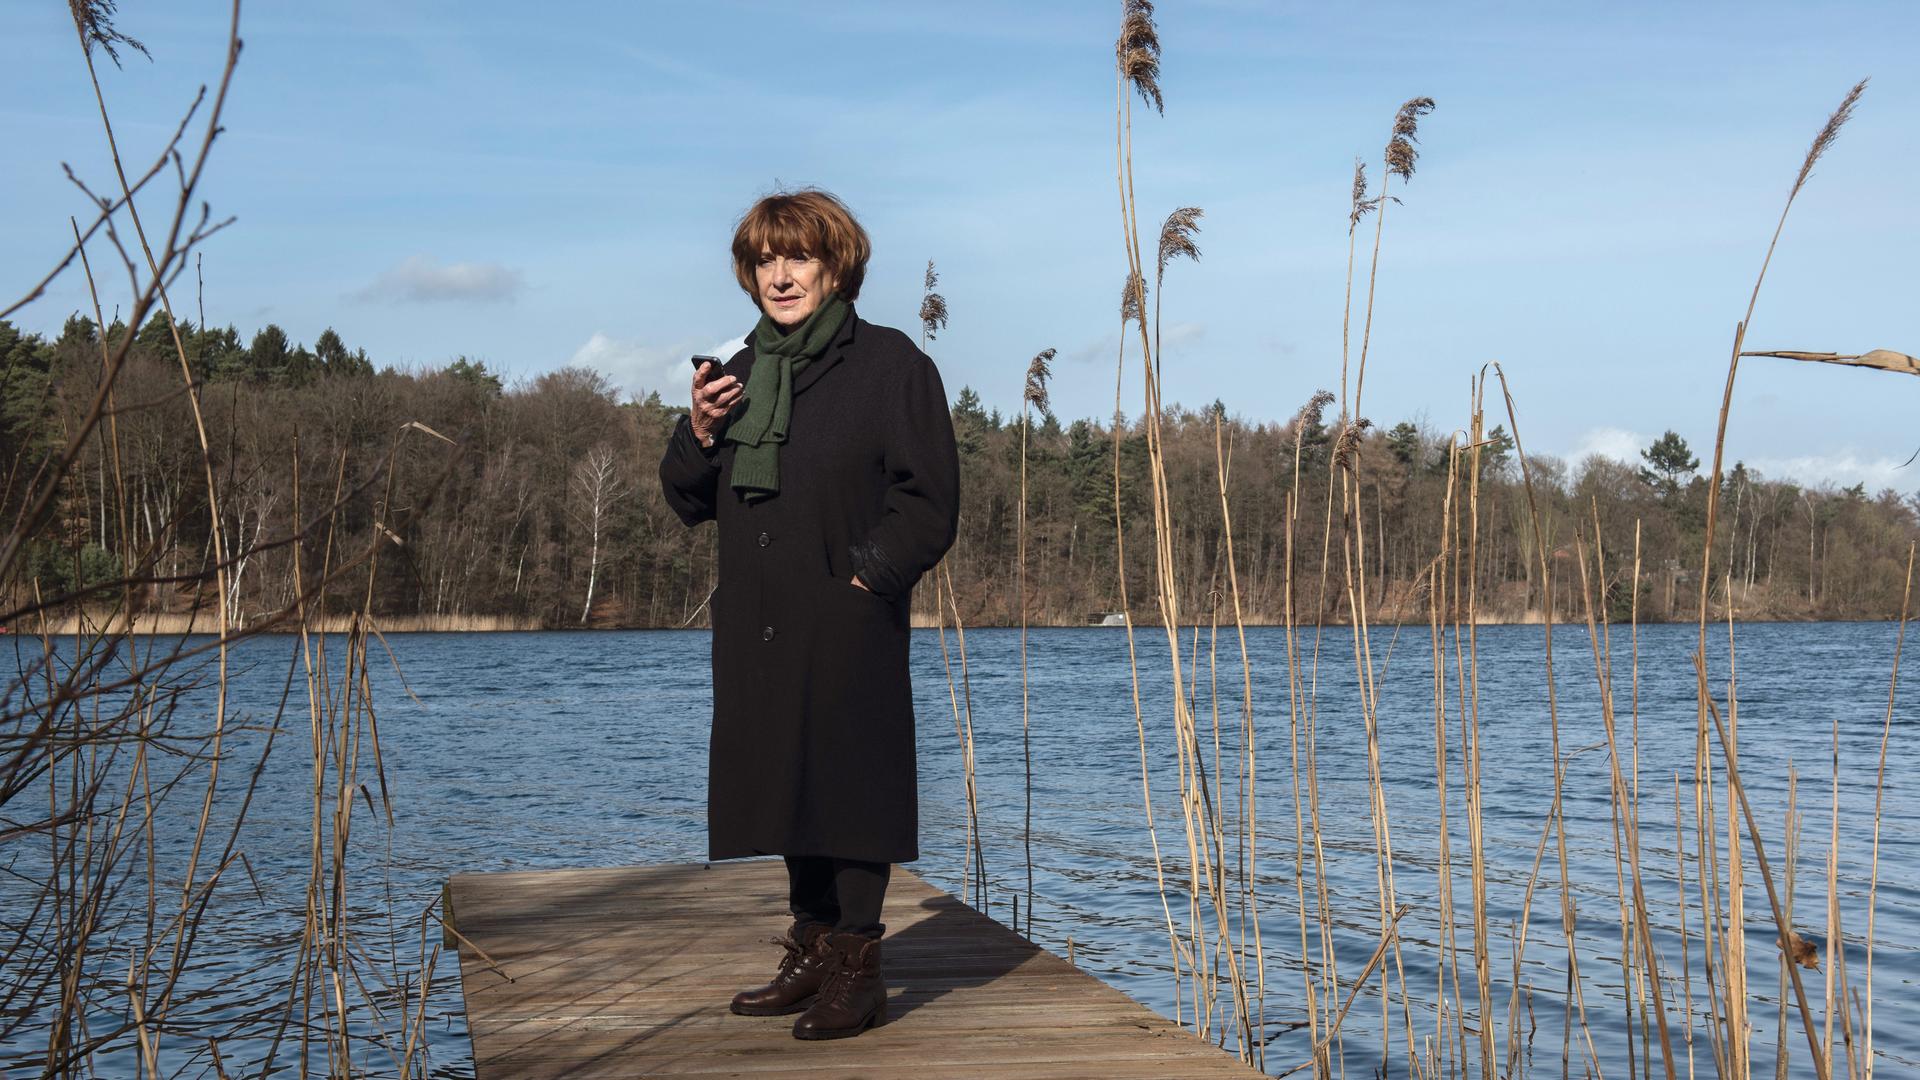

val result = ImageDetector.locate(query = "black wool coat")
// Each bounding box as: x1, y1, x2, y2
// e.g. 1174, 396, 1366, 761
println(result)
658, 313, 959, 865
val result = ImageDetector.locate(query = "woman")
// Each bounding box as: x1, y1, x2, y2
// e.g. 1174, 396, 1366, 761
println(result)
658, 188, 959, 1040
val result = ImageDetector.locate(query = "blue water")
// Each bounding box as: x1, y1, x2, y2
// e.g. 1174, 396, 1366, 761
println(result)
2, 622, 1915, 1077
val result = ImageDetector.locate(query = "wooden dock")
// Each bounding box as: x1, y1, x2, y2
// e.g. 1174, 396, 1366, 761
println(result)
445, 861, 1267, 1078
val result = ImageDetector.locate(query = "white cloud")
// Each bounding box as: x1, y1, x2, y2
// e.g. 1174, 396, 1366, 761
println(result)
569, 334, 677, 400
1565, 425, 1917, 489
1570, 426, 1647, 465
566, 333, 748, 401
352, 256, 524, 304
705, 335, 747, 363
1745, 452, 1919, 491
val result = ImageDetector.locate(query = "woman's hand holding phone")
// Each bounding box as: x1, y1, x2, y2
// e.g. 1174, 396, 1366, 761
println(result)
689, 355, 743, 447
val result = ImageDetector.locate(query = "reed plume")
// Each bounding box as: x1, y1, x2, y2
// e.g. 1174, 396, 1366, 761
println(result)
919, 259, 949, 348
1025, 348, 1055, 413
68, 0, 148, 65
1349, 158, 1377, 231
1121, 271, 1146, 326
1386, 96, 1436, 180
1117, 0, 1163, 115
1156, 206, 1204, 284
1332, 417, 1373, 469
1301, 389, 1335, 426
1791, 79, 1868, 201
1351, 95, 1435, 417
1153, 206, 1203, 387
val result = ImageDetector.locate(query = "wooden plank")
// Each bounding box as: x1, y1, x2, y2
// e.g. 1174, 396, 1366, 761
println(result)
447, 860, 1265, 1079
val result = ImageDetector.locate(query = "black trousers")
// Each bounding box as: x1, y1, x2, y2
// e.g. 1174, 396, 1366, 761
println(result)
785, 855, 890, 938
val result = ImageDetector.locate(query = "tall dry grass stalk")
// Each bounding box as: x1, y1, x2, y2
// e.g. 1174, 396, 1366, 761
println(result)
1071, 51, 1901, 1080
1018, 347, 1054, 936
1212, 409, 1269, 1069
1314, 93, 1442, 1076
1110, 1, 1260, 1056
934, 565, 987, 909
1349, 96, 1433, 420
1284, 390, 1336, 1076
4, 7, 466, 1075
923, 263, 985, 911
3, 4, 244, 1071
1112, 266, 1189, 1018
1864, 542, 1913, 1079
1494, 366, 1609, 1077
1573, 497, 1679, 1080
1687, 77, 1870, 1080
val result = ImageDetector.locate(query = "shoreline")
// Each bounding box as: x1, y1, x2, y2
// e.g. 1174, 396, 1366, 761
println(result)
31, 612, 545, 636
23, 609, 1880, 635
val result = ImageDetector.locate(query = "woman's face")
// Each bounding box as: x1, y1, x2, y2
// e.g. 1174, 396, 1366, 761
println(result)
755, 246, 837, 329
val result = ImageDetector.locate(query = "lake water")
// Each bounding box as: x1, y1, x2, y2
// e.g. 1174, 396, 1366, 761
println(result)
3, 621, 1915, 1077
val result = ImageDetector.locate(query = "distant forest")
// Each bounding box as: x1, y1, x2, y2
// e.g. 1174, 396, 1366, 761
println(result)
4, 314, 1916, 629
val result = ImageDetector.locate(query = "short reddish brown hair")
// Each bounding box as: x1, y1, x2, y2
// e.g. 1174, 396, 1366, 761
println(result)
730, 188, 872, 303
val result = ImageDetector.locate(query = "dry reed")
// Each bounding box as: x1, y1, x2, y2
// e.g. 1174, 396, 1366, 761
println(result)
973, 30, 1913, 1079
1018, 346, 1054, 936
5, 8, 470, 1074
1112, 0, 1259, 1054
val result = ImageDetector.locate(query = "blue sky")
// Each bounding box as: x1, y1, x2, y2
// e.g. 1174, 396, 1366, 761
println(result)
4, 1, 1916, 489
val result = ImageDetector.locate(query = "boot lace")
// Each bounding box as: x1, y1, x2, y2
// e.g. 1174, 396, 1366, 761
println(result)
813, 941, 869, 1005
766, 934, 806, 977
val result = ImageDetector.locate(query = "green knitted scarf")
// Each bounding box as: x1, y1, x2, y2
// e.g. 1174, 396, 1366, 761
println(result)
725, 293, 851, 500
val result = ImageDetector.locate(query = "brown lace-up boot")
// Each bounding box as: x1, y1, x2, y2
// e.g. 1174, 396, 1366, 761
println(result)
791, 932, 887, 1039
730, 922, 832, 1016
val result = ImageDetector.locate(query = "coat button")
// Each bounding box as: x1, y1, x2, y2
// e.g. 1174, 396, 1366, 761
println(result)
762, 625, 775, 641
757, 531, 771, 547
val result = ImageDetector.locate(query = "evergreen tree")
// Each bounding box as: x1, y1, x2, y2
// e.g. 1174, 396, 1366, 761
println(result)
192, 324, 247, 381
56, 315, 98, 350
0, 321, 54, 451
952, 386, 988, 458
278, 344, 316, 387
1483, 424, 1515, 476
314, 328, 349, 374
447, 356, 504, 396
135, 312, 185, 354
311, 328, 373, 378
1386, 421, 1421, 470
1066, 419, 1113, 523
1638, 429, 1699, 497
247, 324, 291, 383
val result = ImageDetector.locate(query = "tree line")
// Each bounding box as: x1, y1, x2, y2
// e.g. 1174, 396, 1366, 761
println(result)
4, 314, 1915, 630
